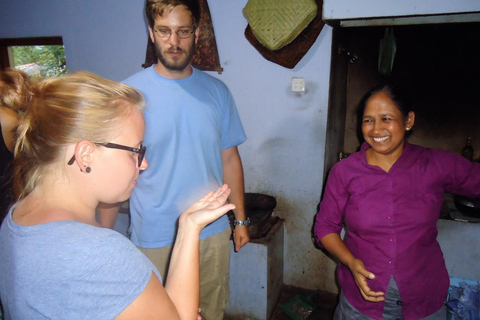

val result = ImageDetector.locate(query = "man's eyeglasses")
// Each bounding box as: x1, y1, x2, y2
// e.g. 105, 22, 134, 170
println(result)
67, 142, 147, 168
154, 27, 195, 39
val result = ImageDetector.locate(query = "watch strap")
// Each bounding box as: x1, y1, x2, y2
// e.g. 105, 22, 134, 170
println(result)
233, 217, 250, 226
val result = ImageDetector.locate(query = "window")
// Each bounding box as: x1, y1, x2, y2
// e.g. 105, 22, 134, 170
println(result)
0, 36, 67, 78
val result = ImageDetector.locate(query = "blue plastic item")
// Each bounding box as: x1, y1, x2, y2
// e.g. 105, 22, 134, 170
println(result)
446, 278, 480, 320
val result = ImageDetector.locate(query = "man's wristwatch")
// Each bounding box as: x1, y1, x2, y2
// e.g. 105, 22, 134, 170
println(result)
233, 217, 250, 226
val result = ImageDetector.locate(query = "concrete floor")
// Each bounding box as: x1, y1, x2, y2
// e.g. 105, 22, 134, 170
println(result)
270, 286, 337, 320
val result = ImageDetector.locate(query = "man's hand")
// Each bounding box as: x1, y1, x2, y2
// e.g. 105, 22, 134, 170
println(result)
233, 225, 250, 252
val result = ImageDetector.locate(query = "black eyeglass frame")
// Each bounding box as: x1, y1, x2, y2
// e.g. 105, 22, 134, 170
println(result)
67, 142, 147, 167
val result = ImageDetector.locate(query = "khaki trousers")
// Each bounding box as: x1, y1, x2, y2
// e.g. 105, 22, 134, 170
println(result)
138, 227, 231, 320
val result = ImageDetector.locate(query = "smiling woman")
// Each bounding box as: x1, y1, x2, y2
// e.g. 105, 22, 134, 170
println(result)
358, 84, 414, 172
314, 83, 480, 320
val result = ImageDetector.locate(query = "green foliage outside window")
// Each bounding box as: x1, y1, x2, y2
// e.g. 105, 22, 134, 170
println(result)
11, 45, 67, 78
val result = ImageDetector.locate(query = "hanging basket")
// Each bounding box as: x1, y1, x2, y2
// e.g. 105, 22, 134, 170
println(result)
243, 0, 317, 51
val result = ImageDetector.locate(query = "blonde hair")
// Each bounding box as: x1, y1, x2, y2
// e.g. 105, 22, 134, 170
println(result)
0, 68, 31, 112
13, 71, 144, 199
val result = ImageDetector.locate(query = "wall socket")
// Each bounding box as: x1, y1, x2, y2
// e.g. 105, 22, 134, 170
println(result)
291, 77, 306, 92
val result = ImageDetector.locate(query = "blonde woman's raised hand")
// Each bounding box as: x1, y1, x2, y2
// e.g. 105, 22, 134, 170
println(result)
179, 184, 236, 231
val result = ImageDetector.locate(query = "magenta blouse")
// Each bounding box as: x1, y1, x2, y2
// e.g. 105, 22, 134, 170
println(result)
314, 141, 480, 319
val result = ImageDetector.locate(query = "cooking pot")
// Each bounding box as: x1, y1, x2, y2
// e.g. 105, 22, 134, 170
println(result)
453, 195, 480, 217
227, 193, 277, 239
244, 193, 276, 226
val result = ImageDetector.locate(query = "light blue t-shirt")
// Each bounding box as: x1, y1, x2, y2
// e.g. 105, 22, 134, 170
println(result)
124, 67, 246, 248
0, 208, 160, 320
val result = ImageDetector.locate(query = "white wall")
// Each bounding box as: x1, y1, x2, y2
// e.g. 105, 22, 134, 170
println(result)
0, 0, 337, 292
323, 0, 480, 20
0, 1, 148, 81
206, 1, 333, 291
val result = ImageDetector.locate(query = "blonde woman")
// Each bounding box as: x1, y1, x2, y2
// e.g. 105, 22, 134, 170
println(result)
0, 71, 234, 319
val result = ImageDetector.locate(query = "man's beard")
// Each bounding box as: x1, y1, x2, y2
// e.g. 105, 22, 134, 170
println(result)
155, 41, 196, 71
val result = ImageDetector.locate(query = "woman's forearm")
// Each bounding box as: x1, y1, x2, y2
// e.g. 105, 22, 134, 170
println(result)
321, 233, 356, 268
163, 186, 235, 319
165, 222, 201, 319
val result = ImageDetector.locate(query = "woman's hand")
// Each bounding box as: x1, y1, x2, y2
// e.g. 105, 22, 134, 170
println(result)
320, 234, 385, 303
179, 184, 236, 231
348, 259, 385, 302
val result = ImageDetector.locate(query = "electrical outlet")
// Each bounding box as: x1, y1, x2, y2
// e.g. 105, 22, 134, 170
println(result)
291, 77, 306, 92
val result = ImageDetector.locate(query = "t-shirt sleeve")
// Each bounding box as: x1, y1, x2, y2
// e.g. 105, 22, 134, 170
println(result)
64, 230, 159, 319
220, 86, 246, 150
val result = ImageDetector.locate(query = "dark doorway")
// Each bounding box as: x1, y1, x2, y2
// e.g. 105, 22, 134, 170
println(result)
324, 22, 480, 178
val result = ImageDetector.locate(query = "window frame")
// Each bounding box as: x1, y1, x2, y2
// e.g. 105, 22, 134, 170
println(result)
0, 36, 63, 70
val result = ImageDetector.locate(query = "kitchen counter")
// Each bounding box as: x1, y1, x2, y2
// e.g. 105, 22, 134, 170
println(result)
437, 218, 480, 281
440, 193, 480, 223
